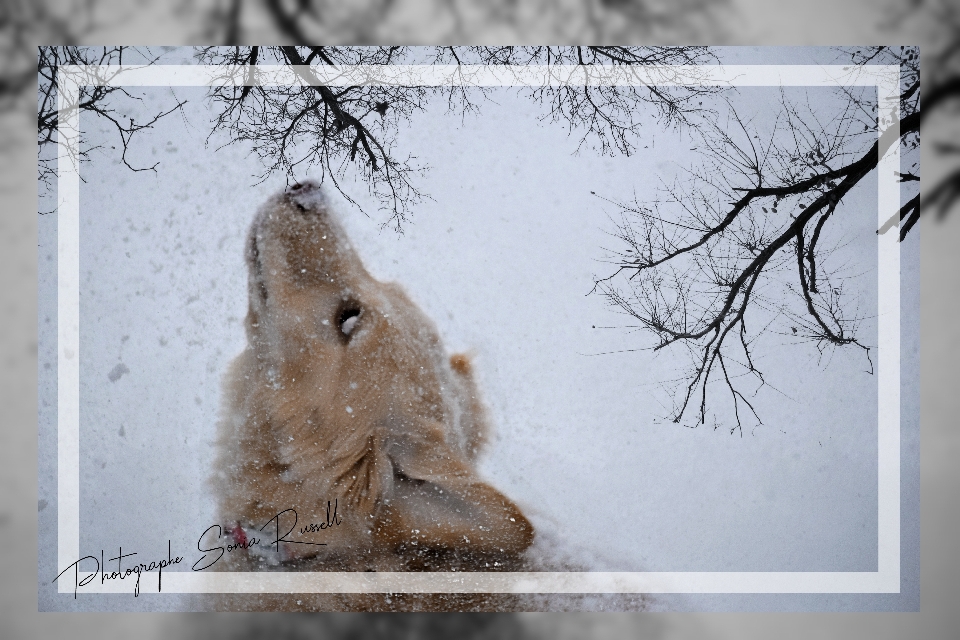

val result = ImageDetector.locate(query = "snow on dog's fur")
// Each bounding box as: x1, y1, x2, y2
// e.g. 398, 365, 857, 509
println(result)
210, 182, 535, 611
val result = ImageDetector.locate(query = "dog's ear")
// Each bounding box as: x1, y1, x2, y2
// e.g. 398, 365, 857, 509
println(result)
376, 419, 533, 558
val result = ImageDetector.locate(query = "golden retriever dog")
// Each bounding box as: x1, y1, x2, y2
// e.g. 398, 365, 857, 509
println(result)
209, 182, 535, 611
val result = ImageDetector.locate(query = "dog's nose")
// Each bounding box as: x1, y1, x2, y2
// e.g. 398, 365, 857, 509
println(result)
285, 181, 327, 213
287, 180, 320, 193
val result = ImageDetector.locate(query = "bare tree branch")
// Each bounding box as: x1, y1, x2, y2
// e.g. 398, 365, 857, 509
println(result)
592, 52, 920, 430
36, 46, 186, 195
199, 45, 719, 228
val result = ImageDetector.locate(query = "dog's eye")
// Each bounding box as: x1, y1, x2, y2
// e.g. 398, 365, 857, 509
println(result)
338, 306, 361, 338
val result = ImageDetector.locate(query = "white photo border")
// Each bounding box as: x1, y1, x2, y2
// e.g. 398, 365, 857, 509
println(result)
55, 63, 902, 595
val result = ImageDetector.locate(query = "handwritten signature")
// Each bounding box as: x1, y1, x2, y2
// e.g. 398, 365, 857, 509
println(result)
53, 501, 342, 598
53, 542, 184, 598
193, 500, 342, 571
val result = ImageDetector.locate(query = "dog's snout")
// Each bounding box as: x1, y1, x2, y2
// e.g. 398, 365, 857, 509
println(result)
284, 181, 327, 214
288, 180, 319, 193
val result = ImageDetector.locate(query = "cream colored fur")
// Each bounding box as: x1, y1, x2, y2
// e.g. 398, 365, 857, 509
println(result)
210, 182, 534, 610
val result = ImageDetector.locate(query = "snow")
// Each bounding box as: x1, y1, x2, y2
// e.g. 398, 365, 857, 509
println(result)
341, 315, 359, 336
35, 50, 892, 611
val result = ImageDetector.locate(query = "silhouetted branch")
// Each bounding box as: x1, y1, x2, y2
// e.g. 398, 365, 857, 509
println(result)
593, 50, 920, 430
36, 46, 186, 192
199, 45, 718, 228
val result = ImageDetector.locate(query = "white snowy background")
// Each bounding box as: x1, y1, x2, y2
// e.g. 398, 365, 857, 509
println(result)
38, 48, 886, 609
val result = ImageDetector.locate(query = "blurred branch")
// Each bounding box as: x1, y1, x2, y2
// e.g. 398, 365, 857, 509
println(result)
200, 0, 727, 45
887, 1, 960, 219
1, 0, 76, 113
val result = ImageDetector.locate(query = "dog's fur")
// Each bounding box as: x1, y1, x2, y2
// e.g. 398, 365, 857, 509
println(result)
210, 183, 535, 611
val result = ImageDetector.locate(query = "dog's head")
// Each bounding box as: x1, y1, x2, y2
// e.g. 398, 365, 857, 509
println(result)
220, 182, 532, 570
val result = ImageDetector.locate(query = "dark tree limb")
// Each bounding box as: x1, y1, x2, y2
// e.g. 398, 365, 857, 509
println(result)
593, 51, 920, 428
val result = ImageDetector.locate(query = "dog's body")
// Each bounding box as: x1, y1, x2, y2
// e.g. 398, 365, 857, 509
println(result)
209, 183, 535, 611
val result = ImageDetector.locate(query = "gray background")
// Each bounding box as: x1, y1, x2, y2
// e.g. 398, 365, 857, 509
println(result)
3, 0, 949, 636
